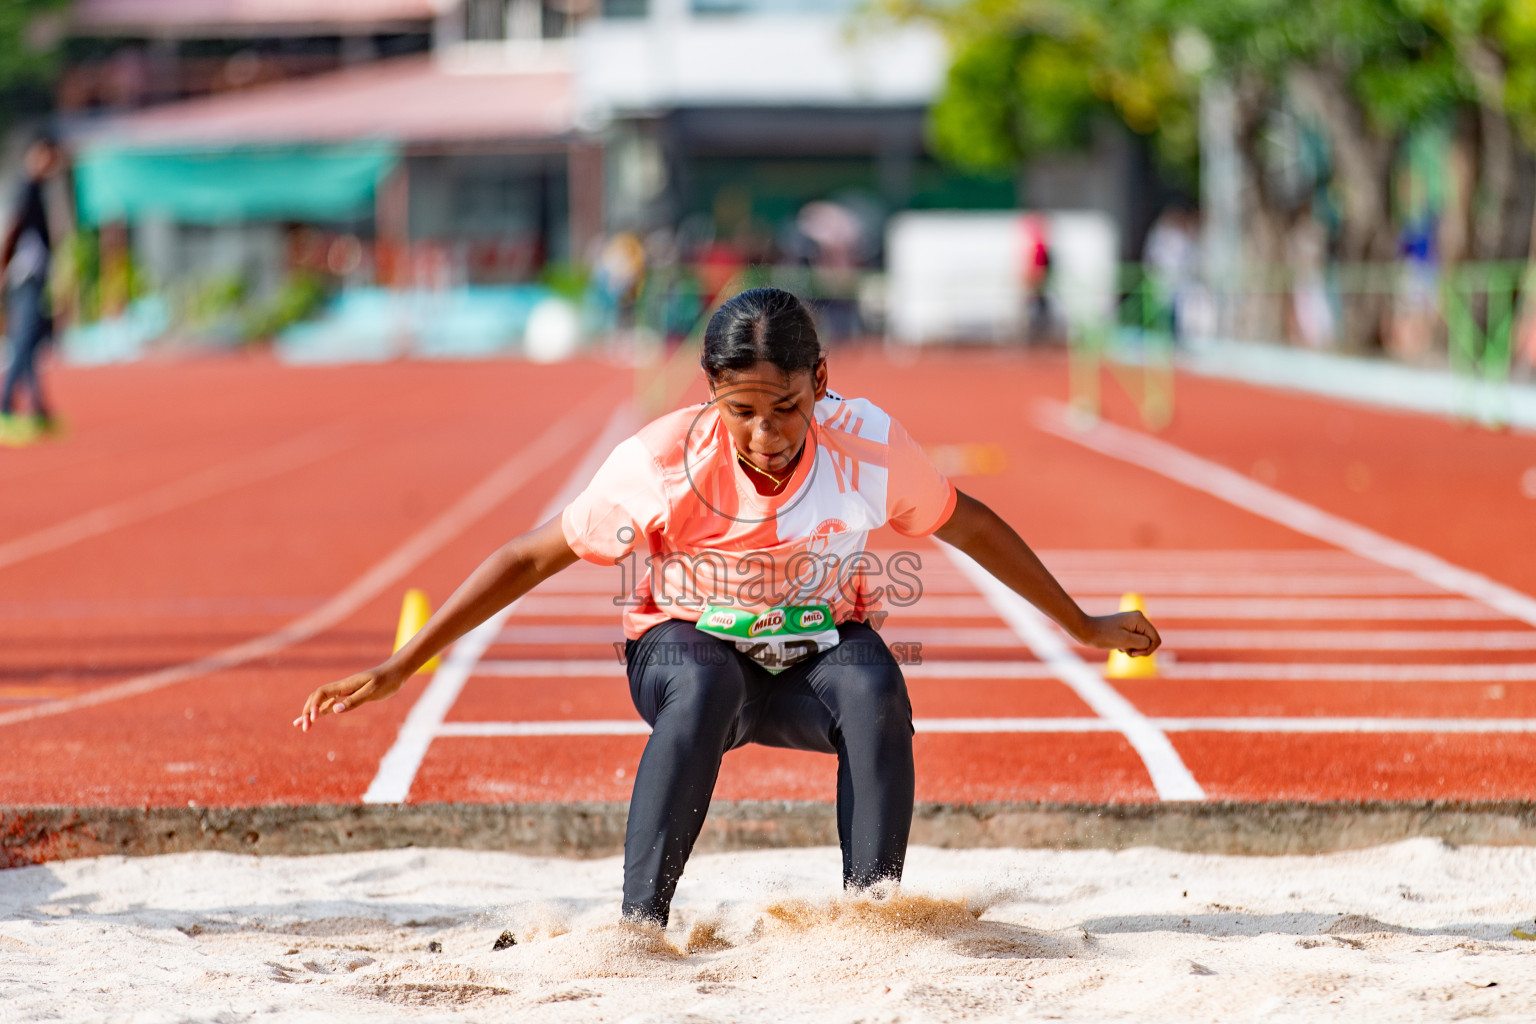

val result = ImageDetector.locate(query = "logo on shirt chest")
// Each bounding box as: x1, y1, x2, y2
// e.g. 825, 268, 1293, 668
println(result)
808, 518, 849, 553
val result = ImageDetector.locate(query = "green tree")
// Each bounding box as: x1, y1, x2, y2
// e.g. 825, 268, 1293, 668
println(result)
898, 0, 1536, 347
0, 1, 67, 104
899, 0, 1199, 181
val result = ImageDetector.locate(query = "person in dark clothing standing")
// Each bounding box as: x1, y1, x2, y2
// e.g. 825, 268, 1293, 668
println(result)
1, 132, 62, 442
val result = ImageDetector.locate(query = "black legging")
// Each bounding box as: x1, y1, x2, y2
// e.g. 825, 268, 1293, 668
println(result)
621, 616, 915, 926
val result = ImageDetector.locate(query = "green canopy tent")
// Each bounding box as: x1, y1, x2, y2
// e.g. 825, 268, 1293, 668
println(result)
74, 142, 400, 226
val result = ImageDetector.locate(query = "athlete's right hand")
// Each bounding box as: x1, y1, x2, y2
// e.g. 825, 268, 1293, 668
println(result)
293, 665, 406, 732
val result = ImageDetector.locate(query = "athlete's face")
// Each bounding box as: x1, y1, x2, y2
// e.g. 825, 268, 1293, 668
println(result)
710, 358, 828, 475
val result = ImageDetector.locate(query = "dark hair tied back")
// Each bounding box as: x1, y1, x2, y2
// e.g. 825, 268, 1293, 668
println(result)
701, 287, 821, 382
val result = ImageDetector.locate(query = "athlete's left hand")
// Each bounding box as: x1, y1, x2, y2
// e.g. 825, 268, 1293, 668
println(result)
1077, 611, 1161, 657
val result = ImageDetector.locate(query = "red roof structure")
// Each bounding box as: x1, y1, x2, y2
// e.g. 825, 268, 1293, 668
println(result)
82, 55, 576, 149
70, 0, 444, 34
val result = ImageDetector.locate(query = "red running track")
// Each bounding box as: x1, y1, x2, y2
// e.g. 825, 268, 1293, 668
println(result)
2, 349, 1535, 807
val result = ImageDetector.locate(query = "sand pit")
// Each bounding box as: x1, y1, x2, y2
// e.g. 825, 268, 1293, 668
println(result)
2, 840, 1533, 1021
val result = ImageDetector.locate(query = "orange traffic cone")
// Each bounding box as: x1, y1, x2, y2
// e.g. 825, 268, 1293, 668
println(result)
393, 588, 440, 673
1104, 592, 1158, 679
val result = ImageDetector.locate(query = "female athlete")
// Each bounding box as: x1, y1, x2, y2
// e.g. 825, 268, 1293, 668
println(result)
295, 287, 1159, 927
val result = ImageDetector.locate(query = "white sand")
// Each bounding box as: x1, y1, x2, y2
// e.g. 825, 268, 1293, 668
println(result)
1, 840, 1533, 1022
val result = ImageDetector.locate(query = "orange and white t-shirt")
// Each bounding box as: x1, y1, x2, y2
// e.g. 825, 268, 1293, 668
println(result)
560, 391, 957, 640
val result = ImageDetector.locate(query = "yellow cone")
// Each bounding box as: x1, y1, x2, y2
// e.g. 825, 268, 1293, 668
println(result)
393, 588, 440, 673
1104, 592, 1157, 679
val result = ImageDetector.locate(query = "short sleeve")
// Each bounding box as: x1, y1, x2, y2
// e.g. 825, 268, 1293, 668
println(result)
560, 436, 670, 564
884, 417, 957, 537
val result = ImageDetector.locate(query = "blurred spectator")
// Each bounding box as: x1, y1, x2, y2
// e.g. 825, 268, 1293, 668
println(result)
1, 133, 63, 442
695, 236, 746, 311
1143, 204, 1201, 344
1388, 212, 1438, 363
1518, 269, 1536, 379
797, 200, 864, 340
593, 231, 646, 331
1020, 213, 1054, 343
1287, 203, 1335, 349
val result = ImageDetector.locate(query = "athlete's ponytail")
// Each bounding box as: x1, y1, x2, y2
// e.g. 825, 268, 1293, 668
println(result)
700, 287, 821, 382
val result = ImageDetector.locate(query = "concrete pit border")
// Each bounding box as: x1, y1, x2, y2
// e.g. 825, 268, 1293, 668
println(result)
6, 801, 1536, 869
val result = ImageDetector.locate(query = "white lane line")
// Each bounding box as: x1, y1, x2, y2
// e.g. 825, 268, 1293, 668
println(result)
526, 571, 1465, 599
513, 595, 1504, 621
0, 595, 328, 619
525, 575, 638, 594
491, 624, 1030, 646
868, 551, 1410, 571
1162, 662, 1536, 682
488, 626, 1536, 647
511, 594, 1008, 619
467, 657, 1536, 684
0, 428, 353, 572
511, 596, 661, 617
530, 569, 1451, 597
901, 661, 1055, 679
439, 719, 652, 737
1026, 549, 1385, 568
917, 718, 1118, 733
362, 402, 639, 803
495, 625, 633, 644
1035, 400, 1536, 626
1076, 597, 1505, 621
433, 718, 1113, 737
468, 658, 1062, 680
547, 625, 1536, 651
814, 571, 1438, 592
1155, 629, 1536, 651
1156, 717, 1536, 733
532, 554, 1430, 599
0, 395, 615, 730
475, 659, 625, 677
466, 657, 1062, 681
499, 624, 1535, 650
935, 541, 1206, 801
895, 627, 1043, 646
363, 597, 527, 803
881, 597, 1010, 617
434, 716, 1536, 737
1049, 574, 1446, 595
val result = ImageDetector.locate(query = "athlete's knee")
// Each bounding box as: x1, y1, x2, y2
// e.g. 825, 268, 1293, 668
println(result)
832, 661, 911, 731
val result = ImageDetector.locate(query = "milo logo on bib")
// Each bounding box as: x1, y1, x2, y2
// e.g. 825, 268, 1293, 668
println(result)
696, 603, 840, 674
748, 609, 785, 636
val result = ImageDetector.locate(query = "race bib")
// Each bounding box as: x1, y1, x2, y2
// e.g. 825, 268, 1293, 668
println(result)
695, 604, 840, 674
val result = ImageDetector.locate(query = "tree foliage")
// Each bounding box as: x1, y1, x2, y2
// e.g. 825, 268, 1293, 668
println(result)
896, 0, 1198, 177
888, 0, 1536, 349
899, 0, 1536, 253
0, 1, 68, 95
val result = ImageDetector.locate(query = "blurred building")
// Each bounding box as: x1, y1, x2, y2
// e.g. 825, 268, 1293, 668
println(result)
53, 1, 1152, 351
580, 0, 1012, 248
63, 0, 588, 304
62, 0, 437, 111
60, 1, 1022, 278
